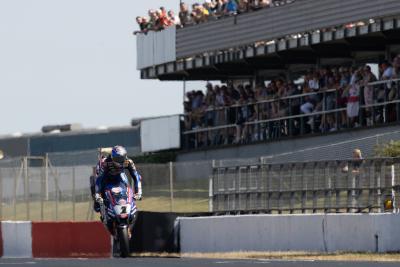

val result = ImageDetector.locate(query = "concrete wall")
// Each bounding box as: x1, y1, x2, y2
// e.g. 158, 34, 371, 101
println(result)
0, 221, 111, 258
1, 222, 32, 258
179, 214, 400, 253
137, 27, 176, 69
177, 125, 400, 164
31, 222, 111, 258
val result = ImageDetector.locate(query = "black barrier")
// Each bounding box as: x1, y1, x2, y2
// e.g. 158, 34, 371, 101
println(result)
130, 211, 212, 253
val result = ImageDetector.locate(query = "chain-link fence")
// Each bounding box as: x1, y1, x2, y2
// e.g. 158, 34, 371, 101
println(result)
212, 158, 400, 214
0, 157, 211, 221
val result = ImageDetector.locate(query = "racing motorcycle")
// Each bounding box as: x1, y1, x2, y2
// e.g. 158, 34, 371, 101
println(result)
98, 174, 137, 258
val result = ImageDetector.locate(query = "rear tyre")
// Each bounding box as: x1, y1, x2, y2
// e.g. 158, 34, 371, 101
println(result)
118, 227, 130, 258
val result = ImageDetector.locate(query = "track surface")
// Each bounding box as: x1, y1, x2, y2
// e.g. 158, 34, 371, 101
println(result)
0, 258, 399, 267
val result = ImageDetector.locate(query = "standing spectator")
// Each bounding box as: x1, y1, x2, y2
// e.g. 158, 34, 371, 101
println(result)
225, 0, 238, 15
179, 2, 191, 26
134, 16, 149, 34
393, 54, 400, 78
238, 0, 250, 13
300, 95, 315, 132
214, 0, 227, 16
380, 61, 394, 80
380, 61, 396, 105
227, 84, 240, 102
276, 79, 287, 98
362, 65, 377, 126
157, 9, 170, 30
147, 9, 160, 30
168, 10, 181, 26
343, 148, 363, 173
255, 83, 268, 100
260, 0, 272, 7
204, 0, 217, 18
347, 70, 361, 127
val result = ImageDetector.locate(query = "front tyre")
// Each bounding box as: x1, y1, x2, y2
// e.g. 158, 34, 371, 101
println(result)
118, 226, 130, 258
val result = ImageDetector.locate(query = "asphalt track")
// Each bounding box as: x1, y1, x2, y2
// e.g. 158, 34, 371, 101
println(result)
0, 258, 399, 267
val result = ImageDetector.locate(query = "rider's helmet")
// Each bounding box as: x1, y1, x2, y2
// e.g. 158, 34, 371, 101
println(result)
111, 145, 127, 165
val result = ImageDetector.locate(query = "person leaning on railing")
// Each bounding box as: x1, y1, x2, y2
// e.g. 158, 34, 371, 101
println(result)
135, 0, 296, 33
182, 63, 400, 148
342, 148, 363, 173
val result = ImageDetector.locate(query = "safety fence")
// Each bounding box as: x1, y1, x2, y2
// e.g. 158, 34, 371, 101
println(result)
0, 157, 211, 221
211, 158, 400, 214
183, 79, 400, 150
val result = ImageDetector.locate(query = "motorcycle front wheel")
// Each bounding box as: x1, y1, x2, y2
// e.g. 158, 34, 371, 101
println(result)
117, 226, 130, 258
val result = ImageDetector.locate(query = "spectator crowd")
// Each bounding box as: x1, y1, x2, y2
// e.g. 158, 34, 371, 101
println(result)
134, 0, 295, 34
183, 56, 400, 148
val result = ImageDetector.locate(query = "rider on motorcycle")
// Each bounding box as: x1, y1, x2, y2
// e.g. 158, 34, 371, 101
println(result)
94, 145, 142, 211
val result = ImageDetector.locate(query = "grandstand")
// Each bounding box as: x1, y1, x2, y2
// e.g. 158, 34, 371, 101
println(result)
135, 0, 400, 215
137, 0, 400, 164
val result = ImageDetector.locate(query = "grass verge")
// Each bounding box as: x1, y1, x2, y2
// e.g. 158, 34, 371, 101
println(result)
132, 251, 400, 262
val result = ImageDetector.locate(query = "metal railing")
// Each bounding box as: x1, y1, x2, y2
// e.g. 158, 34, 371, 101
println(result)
211, 157, 400, 214
183, 79, 400, 149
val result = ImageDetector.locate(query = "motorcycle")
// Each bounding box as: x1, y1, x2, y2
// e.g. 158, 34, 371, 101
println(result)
98, 174, 137, 258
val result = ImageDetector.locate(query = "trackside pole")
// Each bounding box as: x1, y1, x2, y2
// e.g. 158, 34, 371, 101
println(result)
45, 154, 49, 201
169, 161, 174, 212
391, 164, 397, 213
210, 160, 216, 212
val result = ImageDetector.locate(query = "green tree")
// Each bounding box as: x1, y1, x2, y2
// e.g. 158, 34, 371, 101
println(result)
375, 140, 400, 157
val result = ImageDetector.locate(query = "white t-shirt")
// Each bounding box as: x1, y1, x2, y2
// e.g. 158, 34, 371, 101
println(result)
382, 66, 394, 80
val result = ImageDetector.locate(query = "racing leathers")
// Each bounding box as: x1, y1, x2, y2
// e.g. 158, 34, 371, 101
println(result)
94, 155, 142, 209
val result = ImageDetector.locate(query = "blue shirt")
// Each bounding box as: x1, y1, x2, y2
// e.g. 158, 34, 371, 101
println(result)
226, 0, 237, 12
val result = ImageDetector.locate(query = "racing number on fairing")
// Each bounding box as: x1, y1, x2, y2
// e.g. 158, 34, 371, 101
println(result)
121, 206, 127, 214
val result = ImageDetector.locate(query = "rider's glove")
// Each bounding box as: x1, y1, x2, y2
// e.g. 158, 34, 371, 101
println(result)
95, 193, 103, 203
134, 194, 142, 201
